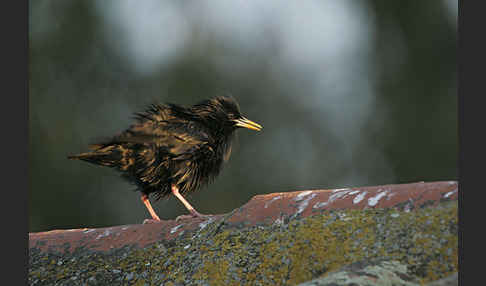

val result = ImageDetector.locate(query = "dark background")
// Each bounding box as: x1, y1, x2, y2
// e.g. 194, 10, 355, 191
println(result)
29, 0, 457, 232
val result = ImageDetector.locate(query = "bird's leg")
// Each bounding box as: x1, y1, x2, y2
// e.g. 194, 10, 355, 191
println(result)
172, 185, 210, 220
141, 194, 161, 224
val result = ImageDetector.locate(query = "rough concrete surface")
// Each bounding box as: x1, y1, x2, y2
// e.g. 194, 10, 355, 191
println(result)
29, 181, 458, 285
296, 260, 458, 286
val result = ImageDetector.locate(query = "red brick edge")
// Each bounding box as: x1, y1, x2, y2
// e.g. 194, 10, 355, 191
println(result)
29, 181, 458, 254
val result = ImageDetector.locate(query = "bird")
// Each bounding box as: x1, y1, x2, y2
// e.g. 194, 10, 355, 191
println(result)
68, 96, 262, 223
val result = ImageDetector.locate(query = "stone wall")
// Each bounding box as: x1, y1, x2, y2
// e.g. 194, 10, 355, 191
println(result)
29, 181, 458, 285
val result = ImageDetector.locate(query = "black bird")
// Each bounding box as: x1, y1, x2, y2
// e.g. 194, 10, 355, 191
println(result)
68, 96, 262, 222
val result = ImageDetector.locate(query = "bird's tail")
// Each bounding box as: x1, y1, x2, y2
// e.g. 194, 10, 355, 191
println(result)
68, 144, 132, 168
67, 151, 114, 167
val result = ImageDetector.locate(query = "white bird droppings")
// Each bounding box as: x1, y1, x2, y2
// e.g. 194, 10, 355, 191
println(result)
198, 218, 214, 230
313, 190, 352, 209
313, 201, 328, 209
296, 193, 316, 215
170, 224, 183, 234
328, 190, 349, 201
368, 190, 388, 207
353, 191, 367, 204
265, 195, 282, 208
295, 191, 313, 201
444, 189, 457, 198
332, 188, 350, 193
95, 229, 112, 240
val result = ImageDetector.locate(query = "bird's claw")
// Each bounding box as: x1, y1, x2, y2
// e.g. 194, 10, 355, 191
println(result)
175, 211, 212, 222
175, 214, 195, 222
143, 218, 162, 224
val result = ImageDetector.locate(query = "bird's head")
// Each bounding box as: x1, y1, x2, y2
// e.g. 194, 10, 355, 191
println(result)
192, 96, 262, 134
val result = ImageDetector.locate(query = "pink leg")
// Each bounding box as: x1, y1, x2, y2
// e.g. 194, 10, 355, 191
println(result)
141, 194, 161, 223
172, 185, 210, 220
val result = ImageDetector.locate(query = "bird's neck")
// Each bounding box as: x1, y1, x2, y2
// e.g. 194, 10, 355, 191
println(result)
213, 132, 234, 161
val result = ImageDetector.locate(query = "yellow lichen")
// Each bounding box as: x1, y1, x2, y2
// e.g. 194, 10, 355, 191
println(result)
29, 202, 457, 286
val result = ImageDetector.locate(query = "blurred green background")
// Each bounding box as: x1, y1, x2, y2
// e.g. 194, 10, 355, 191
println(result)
29, 0, 457, 232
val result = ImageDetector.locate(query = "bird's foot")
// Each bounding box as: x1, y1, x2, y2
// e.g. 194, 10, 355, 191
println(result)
175, 210, 212, 221
142, 218, 162, 224
175, 214, 195, 221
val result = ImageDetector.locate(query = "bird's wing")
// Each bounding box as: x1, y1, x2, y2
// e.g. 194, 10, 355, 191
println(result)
110, 119, 213, 158
89, 103, 214, 158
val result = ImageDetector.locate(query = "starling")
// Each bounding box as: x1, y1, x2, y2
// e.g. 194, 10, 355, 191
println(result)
68, 96, 262, 222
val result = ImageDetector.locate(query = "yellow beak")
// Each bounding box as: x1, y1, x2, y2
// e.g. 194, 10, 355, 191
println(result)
234, 117, 263, 131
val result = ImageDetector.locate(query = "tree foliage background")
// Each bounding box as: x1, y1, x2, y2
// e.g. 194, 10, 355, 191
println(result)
29, 0, 457, 232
